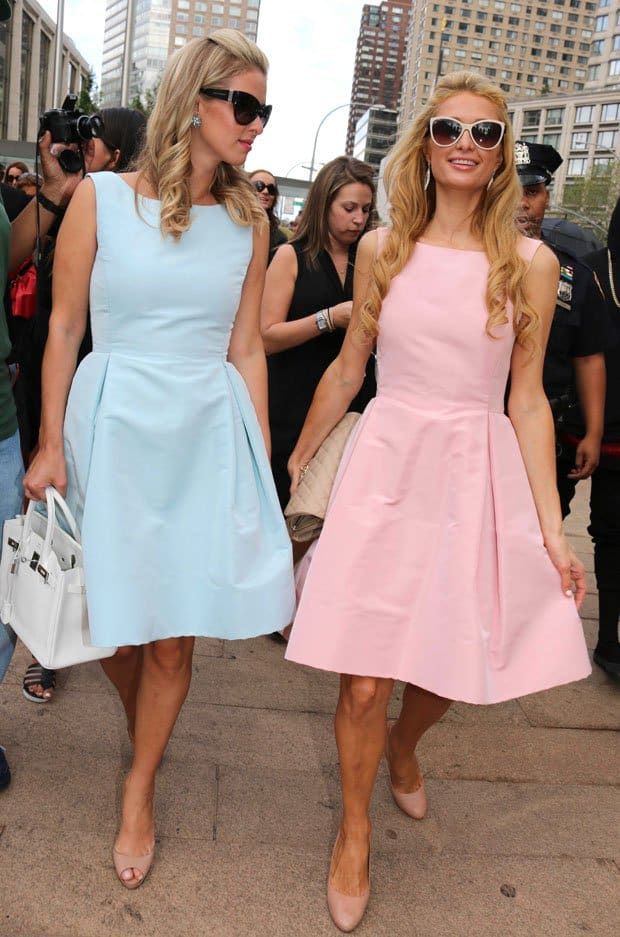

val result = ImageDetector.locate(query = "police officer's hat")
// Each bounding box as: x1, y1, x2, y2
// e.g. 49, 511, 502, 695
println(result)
0, 2, 11, 22
515, 141, 563, 186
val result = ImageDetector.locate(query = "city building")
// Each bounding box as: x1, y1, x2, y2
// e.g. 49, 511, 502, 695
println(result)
585, 0, 620, 90
101, 0, 260, 107
400, 0, 599, 126
353, 104, 397, 171
509, 84, 620, 205
0, 0, 90, 144
345, 1, 412, 156
168, 0, 259, 55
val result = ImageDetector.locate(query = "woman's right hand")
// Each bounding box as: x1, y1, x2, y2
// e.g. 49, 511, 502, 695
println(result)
23, 446, 67, 502
38, 131, 83, 207
330, 301, 353, 330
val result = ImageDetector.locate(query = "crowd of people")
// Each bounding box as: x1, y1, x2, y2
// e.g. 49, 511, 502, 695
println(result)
0, 7, 617, 932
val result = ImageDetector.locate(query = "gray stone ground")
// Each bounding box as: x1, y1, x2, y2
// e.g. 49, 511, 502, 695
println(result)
0, 480, 618, 937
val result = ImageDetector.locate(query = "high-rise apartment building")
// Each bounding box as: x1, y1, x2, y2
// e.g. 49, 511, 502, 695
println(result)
400, 0, 599, 126
345, 1, 412, 156
585, 0, 620, 89
353, 105, 398, 169
101, 0, 260, 107
168, 1, 259, 55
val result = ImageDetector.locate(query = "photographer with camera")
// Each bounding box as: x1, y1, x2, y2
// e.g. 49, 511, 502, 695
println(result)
17, 103, 146, 705
0, 0, 88, 790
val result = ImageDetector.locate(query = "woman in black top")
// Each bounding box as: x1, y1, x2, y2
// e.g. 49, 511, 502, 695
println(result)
261, 156, 376, 508
561, 198, 620, 675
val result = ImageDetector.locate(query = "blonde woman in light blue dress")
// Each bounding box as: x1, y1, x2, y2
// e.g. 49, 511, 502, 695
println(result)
23, 31, 294, 889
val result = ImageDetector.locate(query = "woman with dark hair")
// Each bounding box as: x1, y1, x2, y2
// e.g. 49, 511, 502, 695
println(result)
261, 155, 377, 509
83, 107, 147, 173
559, 198, 620, 676
20, 106, 148, 704
249, 168, 287, 263
4, 161, 30, 186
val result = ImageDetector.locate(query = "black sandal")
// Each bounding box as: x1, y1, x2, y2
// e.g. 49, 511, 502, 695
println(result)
23, 660, 56, 703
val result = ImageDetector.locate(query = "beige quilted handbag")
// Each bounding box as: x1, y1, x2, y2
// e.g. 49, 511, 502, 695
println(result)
284, 412, 361, 542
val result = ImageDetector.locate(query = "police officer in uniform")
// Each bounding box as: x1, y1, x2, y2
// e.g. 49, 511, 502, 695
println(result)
515, 141, 609, 517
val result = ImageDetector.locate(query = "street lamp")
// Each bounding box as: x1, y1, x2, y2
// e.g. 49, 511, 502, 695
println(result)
284, 161, 311, 178
121, 0, 137, 106
52, 0, 66, 106
308, 103, 350, 182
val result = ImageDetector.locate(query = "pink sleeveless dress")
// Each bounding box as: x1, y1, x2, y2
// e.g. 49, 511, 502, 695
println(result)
285, 237, 591, 704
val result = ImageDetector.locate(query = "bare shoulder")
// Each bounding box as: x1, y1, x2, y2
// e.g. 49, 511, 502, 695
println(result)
63, 175, 96, 218
520, 237, 559, 278
356, 228, 381, 265
267, 240, 298, 276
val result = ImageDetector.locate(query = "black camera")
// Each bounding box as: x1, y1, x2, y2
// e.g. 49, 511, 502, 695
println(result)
38, 93, 104, 144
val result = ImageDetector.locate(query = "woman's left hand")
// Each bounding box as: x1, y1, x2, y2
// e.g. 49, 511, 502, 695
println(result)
544, 531, 586, 610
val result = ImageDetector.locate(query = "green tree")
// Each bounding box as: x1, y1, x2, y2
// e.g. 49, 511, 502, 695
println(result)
127, 80, 160, 117
561, 159, 620, 240
129, 93, 146, 114
77, 68, 99, 113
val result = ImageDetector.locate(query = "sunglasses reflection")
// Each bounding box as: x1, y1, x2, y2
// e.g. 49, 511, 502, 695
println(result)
429, 117, 505, 150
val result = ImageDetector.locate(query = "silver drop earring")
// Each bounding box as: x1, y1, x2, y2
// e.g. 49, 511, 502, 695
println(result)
487, 173, 495, 191
191, 114, 202, 128
424, 161, 431, 191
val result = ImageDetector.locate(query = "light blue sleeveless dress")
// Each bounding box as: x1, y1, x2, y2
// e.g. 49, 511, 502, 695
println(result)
63, 172, 295, 647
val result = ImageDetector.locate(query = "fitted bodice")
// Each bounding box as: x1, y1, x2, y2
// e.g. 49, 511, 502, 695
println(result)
376, 239, 540, 415
88, 172, 252, 361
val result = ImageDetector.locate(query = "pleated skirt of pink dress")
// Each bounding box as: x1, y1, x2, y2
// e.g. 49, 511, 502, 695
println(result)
285, 238, 591, 704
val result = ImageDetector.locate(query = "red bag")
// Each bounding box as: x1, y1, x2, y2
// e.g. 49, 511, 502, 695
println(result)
9, 258, 37, 320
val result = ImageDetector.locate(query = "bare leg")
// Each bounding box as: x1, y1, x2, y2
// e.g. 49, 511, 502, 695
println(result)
114, 636, 195, 885
331, 674, 394, 897
388, 683, 451, 792
100, 646, 144, 741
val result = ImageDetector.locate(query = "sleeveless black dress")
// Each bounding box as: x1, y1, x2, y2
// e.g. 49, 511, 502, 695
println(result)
267, 239, 376, 507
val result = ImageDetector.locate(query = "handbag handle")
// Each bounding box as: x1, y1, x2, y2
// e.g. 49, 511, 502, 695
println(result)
21, 487, 81, 560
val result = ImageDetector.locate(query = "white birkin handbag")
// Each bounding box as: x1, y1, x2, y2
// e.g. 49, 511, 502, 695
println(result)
0, 486, 117, 669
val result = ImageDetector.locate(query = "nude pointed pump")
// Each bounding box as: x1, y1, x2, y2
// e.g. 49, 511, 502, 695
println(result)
327, 834, 370, 932
385, 725, 427, 820
113, 843, 155, 890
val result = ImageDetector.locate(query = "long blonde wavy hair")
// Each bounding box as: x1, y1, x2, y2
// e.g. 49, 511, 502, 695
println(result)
136, 29, 268, 239
361, 71, 539, 351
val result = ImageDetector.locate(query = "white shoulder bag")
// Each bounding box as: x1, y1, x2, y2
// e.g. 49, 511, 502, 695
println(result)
0, 486, 117, 669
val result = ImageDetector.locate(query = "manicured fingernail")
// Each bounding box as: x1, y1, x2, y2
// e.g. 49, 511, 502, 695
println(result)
565, 589, 573, 596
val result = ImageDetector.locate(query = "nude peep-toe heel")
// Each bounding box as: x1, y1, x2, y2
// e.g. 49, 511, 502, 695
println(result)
112, 843, 155, 890
326, 833, 371, 933
385, 725, 427, 820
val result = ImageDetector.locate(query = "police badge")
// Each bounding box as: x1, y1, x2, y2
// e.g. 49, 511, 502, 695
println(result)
514, 142, 530, 167
557, 264, 573, 309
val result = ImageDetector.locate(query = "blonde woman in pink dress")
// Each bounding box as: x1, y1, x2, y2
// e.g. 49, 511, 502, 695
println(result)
285, 71, 591, 932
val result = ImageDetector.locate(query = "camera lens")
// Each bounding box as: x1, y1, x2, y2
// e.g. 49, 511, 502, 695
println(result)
75, 114, 104, 141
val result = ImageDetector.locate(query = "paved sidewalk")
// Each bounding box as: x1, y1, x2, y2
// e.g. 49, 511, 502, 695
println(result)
0, 481, 618, 937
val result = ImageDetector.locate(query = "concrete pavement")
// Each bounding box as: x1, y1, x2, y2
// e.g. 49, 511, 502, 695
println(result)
0, 480, 618, 937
